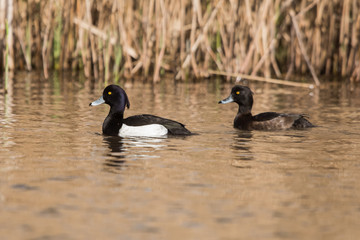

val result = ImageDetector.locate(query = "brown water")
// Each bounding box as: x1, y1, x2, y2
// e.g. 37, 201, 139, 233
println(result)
1, 72, 360, 240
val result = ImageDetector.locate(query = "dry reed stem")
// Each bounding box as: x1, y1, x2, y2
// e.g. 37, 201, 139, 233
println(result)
208, 70, 314, 88
4, 0, 14, 74
189, 0, 199, 78
290, 10, 320, 86
340, 0, 350, 76
41, 0, 54, 79
347, 0, 359, 74
73, 17, 117, 45
153, 0, 166, 82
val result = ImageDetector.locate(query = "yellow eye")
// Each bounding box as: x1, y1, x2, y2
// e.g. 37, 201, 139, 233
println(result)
236, 91, 240, 95
108, 91, 112, 95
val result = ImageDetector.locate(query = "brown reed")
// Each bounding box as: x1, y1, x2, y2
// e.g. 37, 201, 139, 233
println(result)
1, 0, 360, 84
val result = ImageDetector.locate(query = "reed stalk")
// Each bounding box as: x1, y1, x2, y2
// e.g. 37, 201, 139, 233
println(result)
25, 19, 32, 70
113, 44, 123, 83
53, 3, 62, 70
5, 20, 9, 93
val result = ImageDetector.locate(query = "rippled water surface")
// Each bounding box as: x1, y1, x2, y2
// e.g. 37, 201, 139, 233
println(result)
1, 72, 360, 240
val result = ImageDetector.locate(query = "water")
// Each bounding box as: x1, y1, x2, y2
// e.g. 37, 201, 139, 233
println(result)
1, 72, 360, 240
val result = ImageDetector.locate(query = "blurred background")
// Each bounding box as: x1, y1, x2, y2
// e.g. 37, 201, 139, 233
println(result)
0, 0, 359, 85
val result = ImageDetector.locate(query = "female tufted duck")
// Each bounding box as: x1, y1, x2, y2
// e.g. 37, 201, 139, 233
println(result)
218, 85, 314, 130
90, 85, 192, 137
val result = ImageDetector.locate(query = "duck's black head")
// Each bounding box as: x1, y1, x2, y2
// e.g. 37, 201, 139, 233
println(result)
218, 85, 253, 113
90, 85, 130, 113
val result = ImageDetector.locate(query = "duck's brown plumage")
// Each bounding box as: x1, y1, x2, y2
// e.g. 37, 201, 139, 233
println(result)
219, 85, 314, 130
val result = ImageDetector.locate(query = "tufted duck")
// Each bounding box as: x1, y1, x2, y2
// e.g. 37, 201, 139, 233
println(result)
219, 85, 314, 130
90, 85, 192, 137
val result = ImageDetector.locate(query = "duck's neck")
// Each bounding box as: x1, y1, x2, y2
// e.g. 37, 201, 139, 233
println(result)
234, 106, 253, 130
103, 111, 124, 136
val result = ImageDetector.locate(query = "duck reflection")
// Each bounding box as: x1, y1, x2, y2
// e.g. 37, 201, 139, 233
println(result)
103, 136, 126, 173
102, 135, 168, 173
231, 131, 254, 167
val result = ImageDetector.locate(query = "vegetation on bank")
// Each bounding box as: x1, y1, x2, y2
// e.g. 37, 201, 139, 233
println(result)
0, 0, 359, 85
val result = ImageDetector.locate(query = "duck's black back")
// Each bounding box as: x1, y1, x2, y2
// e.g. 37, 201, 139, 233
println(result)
124, 114, 192, 135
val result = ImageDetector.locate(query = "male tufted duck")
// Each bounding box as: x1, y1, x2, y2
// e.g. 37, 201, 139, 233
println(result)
219, 85, 314, 130
90, 85, 192, 137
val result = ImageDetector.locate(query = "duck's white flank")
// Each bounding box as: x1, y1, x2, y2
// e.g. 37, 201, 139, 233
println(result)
119, 124, 168, 137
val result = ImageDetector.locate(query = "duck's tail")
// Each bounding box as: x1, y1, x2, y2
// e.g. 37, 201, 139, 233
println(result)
292, 115, 315, 128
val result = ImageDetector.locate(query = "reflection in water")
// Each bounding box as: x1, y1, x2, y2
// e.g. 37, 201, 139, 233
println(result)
232, 131, 253, 163
1, 77, 16, 150
122, 136, 168, 150
103, 136, 126, 173
122, 136, 168, 161
102, 136, 168, 173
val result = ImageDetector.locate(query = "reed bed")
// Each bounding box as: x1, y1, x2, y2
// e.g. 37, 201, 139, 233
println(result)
0, 0, 360, 84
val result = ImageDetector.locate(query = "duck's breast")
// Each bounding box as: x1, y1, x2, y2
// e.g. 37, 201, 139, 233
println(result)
119, 123, 168, 137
